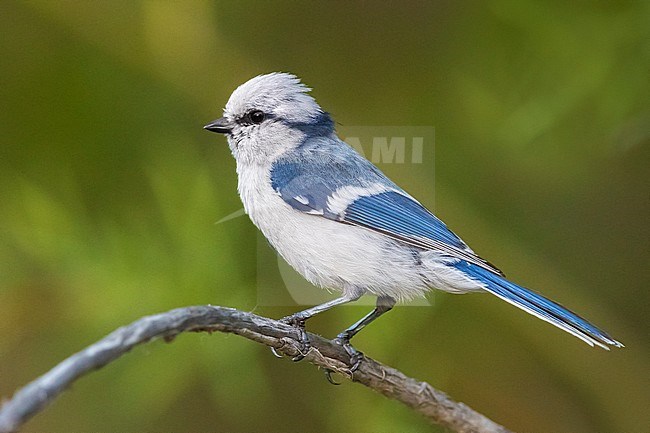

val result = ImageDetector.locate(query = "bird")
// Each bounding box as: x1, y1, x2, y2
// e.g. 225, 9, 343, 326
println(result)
204, 72, 623, 369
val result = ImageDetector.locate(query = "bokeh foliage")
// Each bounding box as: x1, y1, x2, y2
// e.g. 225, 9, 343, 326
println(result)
0, 1, 648, 432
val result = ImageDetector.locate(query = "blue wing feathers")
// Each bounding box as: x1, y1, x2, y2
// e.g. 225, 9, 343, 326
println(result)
344, 192, 505, 275
345, 192, 467, 248
454, 261, 623, 349
271, 139, 391, 218
271, 160, 344, 217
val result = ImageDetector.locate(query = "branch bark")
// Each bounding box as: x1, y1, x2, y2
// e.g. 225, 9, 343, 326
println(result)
0, 306, 513, 433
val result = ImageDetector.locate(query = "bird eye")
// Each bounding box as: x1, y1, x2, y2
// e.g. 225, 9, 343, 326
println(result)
249, 110, 265, 124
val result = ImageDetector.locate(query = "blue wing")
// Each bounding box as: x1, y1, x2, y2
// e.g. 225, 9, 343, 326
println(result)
342, 191, 503, 275
270, 139, 503, 275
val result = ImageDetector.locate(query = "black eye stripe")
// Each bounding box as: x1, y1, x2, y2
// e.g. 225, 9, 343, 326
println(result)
238, 110, 266, 125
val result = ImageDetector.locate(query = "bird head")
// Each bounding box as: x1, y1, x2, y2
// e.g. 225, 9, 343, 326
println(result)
205, 73, 334, 165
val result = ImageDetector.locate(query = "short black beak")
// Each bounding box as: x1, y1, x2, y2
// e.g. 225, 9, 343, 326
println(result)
204, 117, 233, 134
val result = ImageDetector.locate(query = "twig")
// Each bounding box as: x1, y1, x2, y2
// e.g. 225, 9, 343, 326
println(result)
0, 305, 513, 433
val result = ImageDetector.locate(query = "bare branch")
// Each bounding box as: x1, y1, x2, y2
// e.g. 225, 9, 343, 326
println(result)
0, 306, 513, 433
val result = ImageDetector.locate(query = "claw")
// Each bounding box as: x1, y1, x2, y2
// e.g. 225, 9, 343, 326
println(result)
270, 346, 283, 358
346, 347, 363, 373
334, 335, 364, 374
322, 338, 362, 385
270, 314, 311, 362
290, 326, 310, 361
323, 369, 341, 385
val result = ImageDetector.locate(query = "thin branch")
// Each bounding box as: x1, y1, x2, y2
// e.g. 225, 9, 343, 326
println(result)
0, 306, 513, 433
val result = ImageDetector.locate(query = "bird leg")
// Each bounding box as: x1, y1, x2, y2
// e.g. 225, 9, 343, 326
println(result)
324, 296, 396, 383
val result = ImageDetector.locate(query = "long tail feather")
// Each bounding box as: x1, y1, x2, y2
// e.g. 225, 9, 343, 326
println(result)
454, 262, 623, 349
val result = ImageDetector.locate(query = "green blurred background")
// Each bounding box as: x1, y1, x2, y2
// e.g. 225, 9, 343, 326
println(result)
1, 1, 648, 432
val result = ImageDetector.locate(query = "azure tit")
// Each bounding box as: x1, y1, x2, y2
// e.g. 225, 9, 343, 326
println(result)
205, 73, 622, 371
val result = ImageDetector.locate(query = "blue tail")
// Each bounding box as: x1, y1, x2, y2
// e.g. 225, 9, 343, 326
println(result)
454, 261, 623, 349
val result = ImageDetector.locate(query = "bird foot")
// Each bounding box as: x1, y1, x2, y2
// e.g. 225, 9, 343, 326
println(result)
272, 314, 311, 362
334, 334, 364, 374
323, 335, 364, 385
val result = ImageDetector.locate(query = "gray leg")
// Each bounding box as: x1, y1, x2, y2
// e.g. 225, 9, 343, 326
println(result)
330, 296, 396, 376
336, 295, 397, 342
282, 291, 364, 324
279, 291, 364, 361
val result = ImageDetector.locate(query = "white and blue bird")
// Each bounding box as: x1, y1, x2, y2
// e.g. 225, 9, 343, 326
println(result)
204, 72, 622, 367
